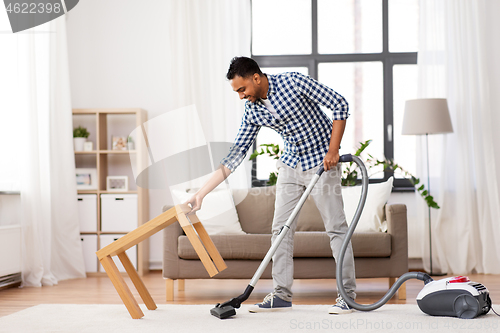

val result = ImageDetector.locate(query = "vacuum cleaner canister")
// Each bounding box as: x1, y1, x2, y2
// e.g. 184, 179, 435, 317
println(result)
416, 276, 492, 319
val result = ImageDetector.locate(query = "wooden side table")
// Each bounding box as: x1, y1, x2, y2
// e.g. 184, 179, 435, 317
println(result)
96, 204, 226, 319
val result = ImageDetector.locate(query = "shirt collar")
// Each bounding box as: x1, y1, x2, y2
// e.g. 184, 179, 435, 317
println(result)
265, 73, 276, 97
246, 74, 275, 108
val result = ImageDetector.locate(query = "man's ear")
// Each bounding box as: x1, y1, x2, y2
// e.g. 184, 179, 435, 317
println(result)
253, 73, 261, 85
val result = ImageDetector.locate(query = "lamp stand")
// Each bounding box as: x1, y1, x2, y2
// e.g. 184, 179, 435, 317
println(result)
425, 133, 433, 276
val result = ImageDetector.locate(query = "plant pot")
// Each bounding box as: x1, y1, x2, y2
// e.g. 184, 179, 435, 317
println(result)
127, 142, 134, 150
73, 137, 86, 151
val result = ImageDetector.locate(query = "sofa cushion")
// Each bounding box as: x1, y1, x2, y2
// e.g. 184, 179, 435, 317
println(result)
171, 188, 246, 235
179, 234, 271, 260
233, 187, 276, 234
343, 177, 394, 232
234, 187, 326, 233
233, 184, 394, 233
293, 231, 392, 258
178, 231, 392, 260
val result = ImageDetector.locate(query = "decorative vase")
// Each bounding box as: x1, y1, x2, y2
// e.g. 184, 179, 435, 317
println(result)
73, 137, 86, 151
127, 142, 134, 150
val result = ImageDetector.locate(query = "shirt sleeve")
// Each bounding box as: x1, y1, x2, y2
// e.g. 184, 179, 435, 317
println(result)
220, 110, 261, 173
290, 72, 349, 120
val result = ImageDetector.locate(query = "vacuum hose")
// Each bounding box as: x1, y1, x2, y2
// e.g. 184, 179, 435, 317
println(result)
210, 154, 432, 319
334, 154, 432, 311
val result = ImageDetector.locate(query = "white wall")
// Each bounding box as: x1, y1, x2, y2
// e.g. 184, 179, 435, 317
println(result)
66, 0, 176, 269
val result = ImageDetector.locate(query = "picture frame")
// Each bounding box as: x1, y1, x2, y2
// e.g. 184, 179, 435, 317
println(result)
83, 141, 93, 151
76, 168, 98, 190
112, 135, 127, 151
106, 176, 129, 192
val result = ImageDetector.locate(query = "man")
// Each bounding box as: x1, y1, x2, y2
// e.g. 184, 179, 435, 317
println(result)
186, 57, 356, 314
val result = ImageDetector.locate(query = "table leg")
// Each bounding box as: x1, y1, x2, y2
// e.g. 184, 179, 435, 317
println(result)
118, 251, 157, 310
100, 255, 144, 319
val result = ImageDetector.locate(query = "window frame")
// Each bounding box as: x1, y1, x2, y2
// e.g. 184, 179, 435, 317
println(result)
250, 0, 417, 190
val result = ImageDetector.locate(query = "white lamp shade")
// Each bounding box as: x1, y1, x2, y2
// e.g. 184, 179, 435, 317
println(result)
402, 98, 454, 135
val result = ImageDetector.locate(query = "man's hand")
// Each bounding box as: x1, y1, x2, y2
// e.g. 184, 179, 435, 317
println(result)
183, 164, 232, 215
185, 193, 203, 215
323, 149, 340, 171
325, 119, 346, 171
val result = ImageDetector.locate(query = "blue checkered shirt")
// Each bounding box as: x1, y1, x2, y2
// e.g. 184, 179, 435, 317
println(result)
220, 72, 349, 172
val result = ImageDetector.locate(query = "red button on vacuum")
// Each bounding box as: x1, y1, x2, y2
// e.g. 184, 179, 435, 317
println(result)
449, 276, 470, 283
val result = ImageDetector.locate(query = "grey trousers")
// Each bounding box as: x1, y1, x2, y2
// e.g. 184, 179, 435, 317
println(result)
271, 160, 357, 302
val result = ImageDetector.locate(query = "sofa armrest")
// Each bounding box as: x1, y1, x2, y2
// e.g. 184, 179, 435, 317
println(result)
162, 205, 183, 279
385, 203, 409, 275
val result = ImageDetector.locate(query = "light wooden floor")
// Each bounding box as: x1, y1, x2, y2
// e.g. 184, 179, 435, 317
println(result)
1, 271, 499, 317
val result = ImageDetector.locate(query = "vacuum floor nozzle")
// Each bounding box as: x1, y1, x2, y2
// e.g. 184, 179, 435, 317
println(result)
210, 303, 236, 319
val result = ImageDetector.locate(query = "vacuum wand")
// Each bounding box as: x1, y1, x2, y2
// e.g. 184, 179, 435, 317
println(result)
211, 154, 352, 319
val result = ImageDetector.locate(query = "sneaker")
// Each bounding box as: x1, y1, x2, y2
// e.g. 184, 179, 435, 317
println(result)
328, 296, 354, 314
248, 292, 292, 312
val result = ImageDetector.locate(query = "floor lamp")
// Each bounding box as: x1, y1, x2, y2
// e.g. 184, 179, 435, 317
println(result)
402, 98, 453, 276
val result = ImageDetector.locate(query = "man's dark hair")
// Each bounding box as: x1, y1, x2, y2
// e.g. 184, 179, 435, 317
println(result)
226, 56, 263, 80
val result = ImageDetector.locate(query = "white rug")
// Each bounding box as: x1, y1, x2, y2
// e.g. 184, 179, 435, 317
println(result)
0, 304, 498, 333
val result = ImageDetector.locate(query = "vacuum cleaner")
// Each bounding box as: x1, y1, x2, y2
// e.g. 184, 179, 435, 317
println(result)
210, 154, 498, 320
416, 275, 492, 319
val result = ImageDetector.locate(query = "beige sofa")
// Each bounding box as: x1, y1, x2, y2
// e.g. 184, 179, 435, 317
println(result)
162, 186, 409, 300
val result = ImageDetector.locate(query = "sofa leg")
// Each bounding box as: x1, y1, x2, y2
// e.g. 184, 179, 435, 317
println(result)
398, 282, 407, 300
389, 277, 396, 290
389, 277, 407, 300
178, 279, 185, 291
166, 278, 174, 302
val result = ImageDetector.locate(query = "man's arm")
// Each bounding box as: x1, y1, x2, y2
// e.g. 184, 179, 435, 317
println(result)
186, 113, 260, 215
290, 72, 349, 170
323, 119, 346, 170
290, 72, 349, 121
186, 164, 231, 214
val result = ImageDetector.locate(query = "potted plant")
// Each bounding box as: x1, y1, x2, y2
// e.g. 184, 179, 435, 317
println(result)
127, 136, 134, 150
73, 126, 90, 152
250, 139, 439, 209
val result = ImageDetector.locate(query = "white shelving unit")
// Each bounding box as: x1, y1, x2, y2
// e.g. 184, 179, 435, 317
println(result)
73, 108, 149, 276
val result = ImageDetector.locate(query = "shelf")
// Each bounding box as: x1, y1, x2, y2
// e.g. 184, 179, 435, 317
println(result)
75, 151, 98, 154
77, 190, 138, 194
73, 108, 144, 115
75, 150, 137, 154
99, 150, 136, 154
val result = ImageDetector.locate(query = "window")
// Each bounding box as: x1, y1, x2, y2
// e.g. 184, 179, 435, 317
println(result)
251, 0, 419, 188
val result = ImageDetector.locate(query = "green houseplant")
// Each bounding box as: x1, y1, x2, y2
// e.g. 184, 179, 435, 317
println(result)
249, 140, 439, 209
73, 126, 90, 152
127, 136, 134, 150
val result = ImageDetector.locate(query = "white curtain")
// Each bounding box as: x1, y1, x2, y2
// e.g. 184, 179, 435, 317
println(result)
165, 0, 252, 190
417, 0, 500, 274
18, 17, 85, 286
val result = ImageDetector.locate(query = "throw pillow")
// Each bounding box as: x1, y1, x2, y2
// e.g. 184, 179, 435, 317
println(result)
342, 176, 394, 232
171, 189, 246, 235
